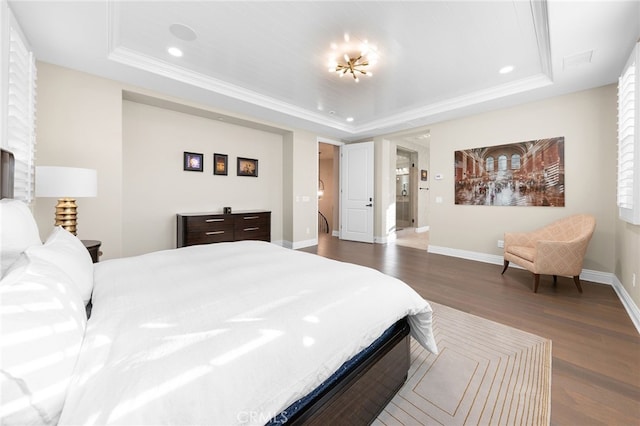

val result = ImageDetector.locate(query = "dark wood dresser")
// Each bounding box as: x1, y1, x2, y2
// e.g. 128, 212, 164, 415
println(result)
177, 210, 271, 248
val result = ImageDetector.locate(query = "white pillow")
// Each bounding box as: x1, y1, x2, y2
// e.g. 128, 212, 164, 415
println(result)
0, 254, 86, 425
0, 199, 42, 277
26, 227, 94, 304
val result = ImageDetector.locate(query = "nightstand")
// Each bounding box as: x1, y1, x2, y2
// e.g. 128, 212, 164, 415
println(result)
82, 240, 102, 263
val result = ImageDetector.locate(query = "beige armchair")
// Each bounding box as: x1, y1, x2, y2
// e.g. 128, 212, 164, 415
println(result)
501, 214, 596, 293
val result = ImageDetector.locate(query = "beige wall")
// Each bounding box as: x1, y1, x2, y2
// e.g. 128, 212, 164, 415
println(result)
426, 85, 618, 274
34, 62, 123, 257
378, 84, 640, 308
289, 130, 319, 247
616, 219, 640, 305
34, 62, 320, 258
122, 100, 284, 256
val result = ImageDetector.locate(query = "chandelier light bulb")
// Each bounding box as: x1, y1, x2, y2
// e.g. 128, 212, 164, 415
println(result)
327, 35, 378, 82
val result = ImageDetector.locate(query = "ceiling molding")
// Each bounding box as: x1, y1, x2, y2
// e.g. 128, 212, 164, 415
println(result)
352, 73, 553, 135
108, 46, 354, 133
107, 0, 554, 139
530, 0, 553, 79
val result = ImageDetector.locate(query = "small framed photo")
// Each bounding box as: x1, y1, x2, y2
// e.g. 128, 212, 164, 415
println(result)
184, 152, 203, 172
420, 169, 428, 181
213, 153, 228, 175
237, 157, 258, 177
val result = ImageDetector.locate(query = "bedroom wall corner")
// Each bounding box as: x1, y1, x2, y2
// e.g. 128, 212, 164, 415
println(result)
289, 129, 319, 248
122, 99, 284, 256
426, 85, 618, 275
34, 62, 124, 258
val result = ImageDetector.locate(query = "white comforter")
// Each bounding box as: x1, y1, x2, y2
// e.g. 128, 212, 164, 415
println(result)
59, 241, 437, 426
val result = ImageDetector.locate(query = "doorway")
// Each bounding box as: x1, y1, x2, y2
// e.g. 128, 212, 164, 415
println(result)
318, 142, 339, 237
396, 148, 417, 230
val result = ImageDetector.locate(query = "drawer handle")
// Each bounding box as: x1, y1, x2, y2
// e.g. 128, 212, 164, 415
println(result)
243, 216, 260, 220
206, 231, 225, 235
243, 227, 260, 231
205, 218, 225, 222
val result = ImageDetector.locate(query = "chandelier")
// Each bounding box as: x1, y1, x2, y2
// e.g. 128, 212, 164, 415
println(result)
327, 35, 378, 82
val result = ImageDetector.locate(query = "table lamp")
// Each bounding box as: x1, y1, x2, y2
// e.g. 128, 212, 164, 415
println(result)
35, 166, 97, 235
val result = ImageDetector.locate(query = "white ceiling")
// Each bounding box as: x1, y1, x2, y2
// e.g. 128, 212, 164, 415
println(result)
8, 1, 640, 141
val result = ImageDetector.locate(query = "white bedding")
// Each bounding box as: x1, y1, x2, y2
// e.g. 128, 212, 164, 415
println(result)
58, 241, 437, 426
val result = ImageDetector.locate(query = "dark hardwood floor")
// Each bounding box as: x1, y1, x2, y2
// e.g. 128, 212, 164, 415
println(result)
301, 235, 640, 426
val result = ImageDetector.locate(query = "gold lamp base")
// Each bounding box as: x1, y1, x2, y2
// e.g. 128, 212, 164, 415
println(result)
54, 198, 78, 235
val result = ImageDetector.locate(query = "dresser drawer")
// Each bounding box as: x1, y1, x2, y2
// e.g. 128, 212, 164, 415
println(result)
183, 229, 234, 245
182, 215, 233, 232
177, 211, 271, 247
234, 213, 270, 241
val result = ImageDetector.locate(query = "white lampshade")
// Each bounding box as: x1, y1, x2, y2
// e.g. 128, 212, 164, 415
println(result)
35, 166, 97, 198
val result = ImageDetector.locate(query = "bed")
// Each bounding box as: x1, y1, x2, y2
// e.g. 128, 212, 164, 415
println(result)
0, 148, 437, 425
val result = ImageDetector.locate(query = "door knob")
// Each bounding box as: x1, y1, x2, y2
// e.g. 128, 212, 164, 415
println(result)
365, 203, 373, 207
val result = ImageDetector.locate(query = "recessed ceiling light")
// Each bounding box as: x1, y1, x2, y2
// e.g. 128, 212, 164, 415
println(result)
499, 65, 514, 74
169, 23, 197, 42
168, 47, 183, 57
346, 117, 354, 122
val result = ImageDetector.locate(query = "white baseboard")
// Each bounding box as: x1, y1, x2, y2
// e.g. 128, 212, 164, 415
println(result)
612, 276, 640, 335
289, 238, 317, 250
427, 245, 640, 334
416, 226, 430, 233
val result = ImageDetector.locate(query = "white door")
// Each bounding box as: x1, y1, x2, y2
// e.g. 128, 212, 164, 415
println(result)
340, 141, 374, 243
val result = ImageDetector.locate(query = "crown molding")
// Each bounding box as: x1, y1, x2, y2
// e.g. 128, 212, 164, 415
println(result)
107, 0, 555, 138
352, 73, 553, 135
108, 46, 353, 132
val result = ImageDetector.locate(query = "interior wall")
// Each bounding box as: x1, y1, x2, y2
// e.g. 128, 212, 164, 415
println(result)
33, 62, 324, 258
122, 100, 284, 256
426, 85, 617, 274
33, 62, 123, 257
290, 130, 318, 247
616, 210, 640, 305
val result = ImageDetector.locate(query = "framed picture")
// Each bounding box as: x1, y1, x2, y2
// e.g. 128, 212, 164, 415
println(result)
184, 152, 203, 172
454, 137, 565, 207
237, 157, 258, 177
213, 153, 228, 175
421, 169, 428, 181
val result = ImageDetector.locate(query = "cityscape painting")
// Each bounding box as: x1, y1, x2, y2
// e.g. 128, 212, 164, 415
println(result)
454, 137, 565, 206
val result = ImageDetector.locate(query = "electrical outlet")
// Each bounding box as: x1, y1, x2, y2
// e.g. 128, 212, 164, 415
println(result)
497, 240, 504, 248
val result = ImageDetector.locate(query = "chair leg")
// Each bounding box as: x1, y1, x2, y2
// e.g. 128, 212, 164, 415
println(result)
553, 275, 558, 286
573, 276, 583, 293
501, 260, 509, 274
533, 274, 540, 293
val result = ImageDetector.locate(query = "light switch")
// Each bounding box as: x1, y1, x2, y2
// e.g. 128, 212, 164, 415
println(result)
435, 196, 443, 203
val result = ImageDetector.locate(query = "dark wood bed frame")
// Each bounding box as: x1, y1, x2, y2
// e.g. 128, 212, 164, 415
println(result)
0, 148, 411, 425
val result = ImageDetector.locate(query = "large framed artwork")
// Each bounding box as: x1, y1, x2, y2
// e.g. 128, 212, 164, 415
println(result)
454, 137, 565, 206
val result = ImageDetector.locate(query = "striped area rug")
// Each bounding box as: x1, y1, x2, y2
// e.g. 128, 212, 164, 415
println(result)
374, 303, 552, 426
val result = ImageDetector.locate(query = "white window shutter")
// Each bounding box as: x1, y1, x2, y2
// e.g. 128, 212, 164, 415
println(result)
6, 10, 37, 203
617, 42, 640, 225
